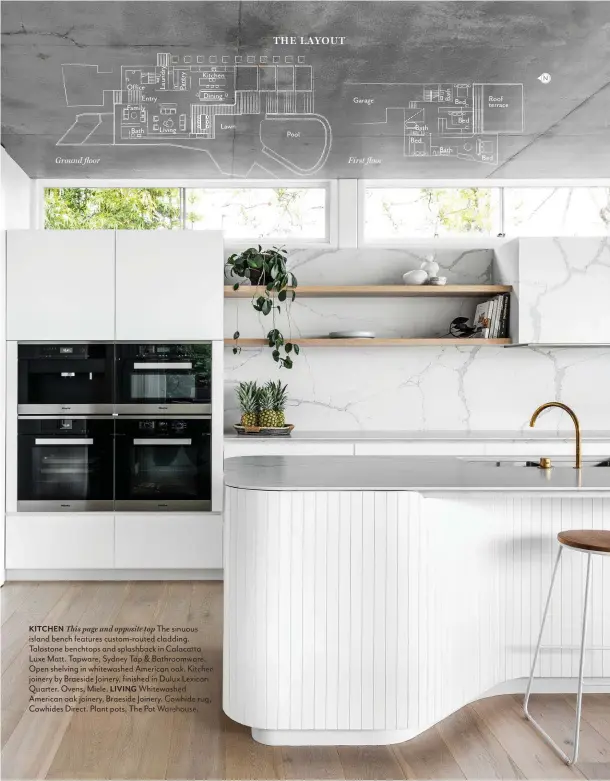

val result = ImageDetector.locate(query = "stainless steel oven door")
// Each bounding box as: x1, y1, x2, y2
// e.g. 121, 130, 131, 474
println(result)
115, 344, 212, 415
114, 417, 212, 511
17, 417, 114, 511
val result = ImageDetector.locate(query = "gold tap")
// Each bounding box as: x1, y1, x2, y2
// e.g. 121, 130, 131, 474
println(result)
529, 402, 582, 469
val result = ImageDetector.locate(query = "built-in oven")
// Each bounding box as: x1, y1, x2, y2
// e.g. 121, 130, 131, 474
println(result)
17, 417, 114, 511
114, 417, 212, 511
115, 343, 212, 414
18, 343, 114, 415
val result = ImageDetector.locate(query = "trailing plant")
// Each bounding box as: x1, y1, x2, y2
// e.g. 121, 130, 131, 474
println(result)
226, 245, 299, 369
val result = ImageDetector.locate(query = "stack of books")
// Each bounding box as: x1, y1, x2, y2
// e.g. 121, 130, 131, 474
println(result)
473, 294, 511, 339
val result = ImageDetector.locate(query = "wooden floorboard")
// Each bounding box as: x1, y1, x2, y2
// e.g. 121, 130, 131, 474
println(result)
392, 724, 466, 780
437, 703, 524, 779
2, 581, 609, 781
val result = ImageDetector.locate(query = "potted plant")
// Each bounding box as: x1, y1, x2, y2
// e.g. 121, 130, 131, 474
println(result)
235, 380, 291, 433
236, 380, 259, 427
226, 246, 299, 369
259, 380, 288, 427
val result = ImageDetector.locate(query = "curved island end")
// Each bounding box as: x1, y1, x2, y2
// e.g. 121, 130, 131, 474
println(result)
223, 455, 610, 746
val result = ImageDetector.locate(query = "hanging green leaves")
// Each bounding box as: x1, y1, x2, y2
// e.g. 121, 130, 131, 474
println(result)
226, 246, 298, 369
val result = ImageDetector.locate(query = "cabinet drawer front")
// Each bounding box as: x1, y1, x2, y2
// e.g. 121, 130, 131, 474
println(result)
6, 514, 114, 569
224, 442, 354, 458
115, 514, 222, 569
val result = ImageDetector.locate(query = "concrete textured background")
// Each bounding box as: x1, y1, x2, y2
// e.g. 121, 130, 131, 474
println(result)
2, 1, 610, 179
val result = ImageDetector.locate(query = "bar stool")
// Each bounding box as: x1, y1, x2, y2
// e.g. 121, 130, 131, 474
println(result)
523, 529, 610, 765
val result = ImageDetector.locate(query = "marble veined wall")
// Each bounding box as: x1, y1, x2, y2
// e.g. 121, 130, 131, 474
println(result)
224, 245, 610, 431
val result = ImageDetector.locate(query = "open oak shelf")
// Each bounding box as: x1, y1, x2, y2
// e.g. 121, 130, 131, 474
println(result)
226, 338, 511, 347
225, 284, 512, 298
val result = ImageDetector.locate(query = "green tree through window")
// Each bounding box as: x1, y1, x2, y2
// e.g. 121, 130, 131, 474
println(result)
44, 188, 183, 229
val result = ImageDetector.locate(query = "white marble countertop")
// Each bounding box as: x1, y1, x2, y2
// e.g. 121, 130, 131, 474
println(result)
224, 455, 610, 493
224, 429, 610, 442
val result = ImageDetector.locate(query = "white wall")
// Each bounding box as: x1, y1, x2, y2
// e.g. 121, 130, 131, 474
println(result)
1, 148, 33, 585
1, 148, 33, 229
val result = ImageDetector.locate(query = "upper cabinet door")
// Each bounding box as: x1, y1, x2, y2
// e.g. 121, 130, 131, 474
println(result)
517, 238, 610, 344
6, 230, 115, 341
115, 230, 224, 340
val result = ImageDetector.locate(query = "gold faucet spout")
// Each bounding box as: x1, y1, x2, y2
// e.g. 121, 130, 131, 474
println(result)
529, 402, 581, 469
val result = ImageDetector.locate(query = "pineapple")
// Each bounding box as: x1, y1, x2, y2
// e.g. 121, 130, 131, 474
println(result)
257, 384, 276, 428
236, 381, 259, 427
266, 380, 288, 427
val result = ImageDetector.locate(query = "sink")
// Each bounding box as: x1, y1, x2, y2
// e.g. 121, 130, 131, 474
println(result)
466, 458, 610, 468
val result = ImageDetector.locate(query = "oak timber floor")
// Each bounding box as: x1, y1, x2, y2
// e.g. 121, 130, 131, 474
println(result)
2, 581, 609, 781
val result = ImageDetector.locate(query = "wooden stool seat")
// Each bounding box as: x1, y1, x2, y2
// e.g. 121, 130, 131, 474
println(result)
557, 529, 610, 554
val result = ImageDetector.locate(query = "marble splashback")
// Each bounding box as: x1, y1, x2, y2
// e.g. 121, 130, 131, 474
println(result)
224, 246, 610, 432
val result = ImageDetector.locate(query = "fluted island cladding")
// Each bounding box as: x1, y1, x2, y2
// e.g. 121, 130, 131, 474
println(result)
223, 482, 610, 744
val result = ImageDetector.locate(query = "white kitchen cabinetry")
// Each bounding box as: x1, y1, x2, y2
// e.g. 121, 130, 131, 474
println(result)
115, 231, 224, 340
114, 514, 223, 569
355, 441, 489, 457
6, 230, 115, 340
495, 237, 610, 345
224, 441, 354, 458
5, 514, 114, 569
354, 440, 610, 457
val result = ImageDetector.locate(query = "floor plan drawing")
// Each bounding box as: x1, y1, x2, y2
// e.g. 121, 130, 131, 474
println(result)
57, 54, 524, 175
58, 52, 332, 176
346, 82, 524, 165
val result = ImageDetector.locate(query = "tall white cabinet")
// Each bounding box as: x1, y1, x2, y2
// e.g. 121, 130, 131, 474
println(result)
4, 229, 224, 578
6, 230, 115, 340
6, 229, 224, 341
115, 230, 224, 340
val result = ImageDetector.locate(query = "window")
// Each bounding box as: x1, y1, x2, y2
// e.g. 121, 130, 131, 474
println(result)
44, 185, 329, 240
503, 187, 610, 236
43, 183, 610, 240
363, 187, 500, 241
363, 185, 610, 240
44, 188, 181, 229
185, 187, 327, 240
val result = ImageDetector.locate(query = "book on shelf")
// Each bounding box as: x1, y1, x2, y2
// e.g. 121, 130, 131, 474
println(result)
473, 293, 511, 339
498, 293, 510, 338
490, 296, 502, 338
473, 300, 492, 338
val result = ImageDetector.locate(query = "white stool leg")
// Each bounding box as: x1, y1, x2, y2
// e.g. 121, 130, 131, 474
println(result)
571, 551, 593, 765
523, 545, 594, 766
523, 545, 573, 764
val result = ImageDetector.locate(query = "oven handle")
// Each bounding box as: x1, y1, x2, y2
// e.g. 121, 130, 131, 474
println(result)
133, 362, 193, 370
133, 438, 192, 446
34, 438, 94, 446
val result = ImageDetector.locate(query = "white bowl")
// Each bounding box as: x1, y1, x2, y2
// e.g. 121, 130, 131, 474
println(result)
402, 269, 429, 285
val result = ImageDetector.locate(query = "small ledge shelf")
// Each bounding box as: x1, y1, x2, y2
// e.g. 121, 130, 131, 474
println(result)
225, 284, 512, 298
226, 338, 511, 347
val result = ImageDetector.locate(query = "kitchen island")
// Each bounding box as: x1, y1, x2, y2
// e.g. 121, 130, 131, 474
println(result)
223, 456, 610, 747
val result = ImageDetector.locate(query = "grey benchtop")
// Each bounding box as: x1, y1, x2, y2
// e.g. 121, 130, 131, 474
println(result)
224, 429, 610, 442
224, 455, 610, 493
